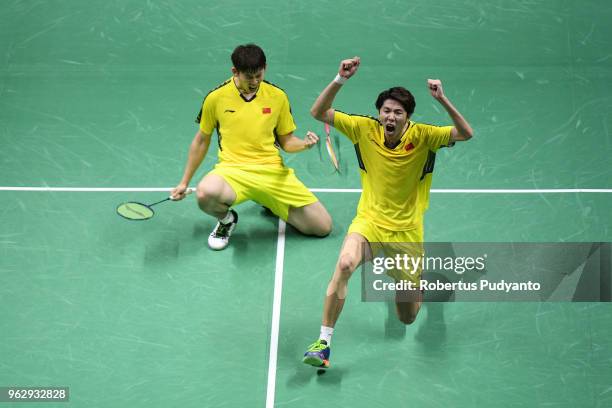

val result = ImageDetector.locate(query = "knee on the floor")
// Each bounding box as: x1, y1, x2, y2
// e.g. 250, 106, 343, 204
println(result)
300, 215, 332, 237
397, 313, 417, 325
313, 217, 332, 237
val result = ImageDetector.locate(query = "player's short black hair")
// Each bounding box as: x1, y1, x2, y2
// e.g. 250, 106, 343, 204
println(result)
231, 44, 267, 73
375, 87, 416, 116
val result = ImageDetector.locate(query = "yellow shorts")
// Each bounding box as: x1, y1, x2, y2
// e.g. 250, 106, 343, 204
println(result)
208, 163, 318, 221
348, 216, 424, 284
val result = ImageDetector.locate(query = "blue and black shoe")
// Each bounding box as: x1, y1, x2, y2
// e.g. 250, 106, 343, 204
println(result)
302, 339, 330, 368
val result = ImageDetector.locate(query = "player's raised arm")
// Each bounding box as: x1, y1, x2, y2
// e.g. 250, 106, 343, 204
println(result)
310, 57, 361, 125
427, 79, 473, 142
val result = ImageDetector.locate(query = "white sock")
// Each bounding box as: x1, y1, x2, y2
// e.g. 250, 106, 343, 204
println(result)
320, 325, 334, 345
219, 210, 234, 224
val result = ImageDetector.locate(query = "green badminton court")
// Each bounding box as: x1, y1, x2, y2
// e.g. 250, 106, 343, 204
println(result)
1, 1, 611, 407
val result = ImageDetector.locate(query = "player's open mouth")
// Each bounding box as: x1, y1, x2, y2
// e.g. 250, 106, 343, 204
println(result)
385, 124, 396, 133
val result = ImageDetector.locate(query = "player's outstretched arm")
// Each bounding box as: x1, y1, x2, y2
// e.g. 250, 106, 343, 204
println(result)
171, 129, 211, 200
276, 131, 319, 153
310, 57, 361, 125
427, 79, 473, 142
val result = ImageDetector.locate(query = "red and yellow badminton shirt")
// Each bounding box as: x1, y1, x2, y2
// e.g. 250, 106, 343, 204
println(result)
333, 110, 453, 231
195, 78, 296, 165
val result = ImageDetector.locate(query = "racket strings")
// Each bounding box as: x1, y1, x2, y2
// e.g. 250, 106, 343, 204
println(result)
117, 202, 154, 220
125, 204, 149, 218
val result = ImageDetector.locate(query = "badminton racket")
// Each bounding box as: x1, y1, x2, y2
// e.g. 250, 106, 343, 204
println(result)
324, 123, 340, 172
116, 188, 193, 221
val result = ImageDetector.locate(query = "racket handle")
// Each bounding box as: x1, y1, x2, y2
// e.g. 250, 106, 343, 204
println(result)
170, 187, 194, 200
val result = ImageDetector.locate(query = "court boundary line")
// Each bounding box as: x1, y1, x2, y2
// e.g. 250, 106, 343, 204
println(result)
1, 187, 611, 193
266, 220, 286, 408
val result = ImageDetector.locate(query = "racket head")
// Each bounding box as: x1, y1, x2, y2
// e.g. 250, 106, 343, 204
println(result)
325, 137, 340, 172
116, 202, 155, 221
324, 123, 340, 172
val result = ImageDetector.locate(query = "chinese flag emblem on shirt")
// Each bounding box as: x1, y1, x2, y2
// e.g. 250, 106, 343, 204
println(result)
262, 107, 272, 114
405, 142, 415, 151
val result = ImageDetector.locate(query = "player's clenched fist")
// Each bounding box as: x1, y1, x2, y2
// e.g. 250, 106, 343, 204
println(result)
427, 79, 445, 100
338, 57, 361, 79
304, 131, 319, 149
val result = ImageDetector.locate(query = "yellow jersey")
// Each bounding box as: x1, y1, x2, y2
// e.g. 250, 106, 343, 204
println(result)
333, 110, 453, 231
196, 78, 296, 166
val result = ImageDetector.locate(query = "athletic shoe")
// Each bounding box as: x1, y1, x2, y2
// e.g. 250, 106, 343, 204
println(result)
207, 209, 238, 250
302, 339, 330, 368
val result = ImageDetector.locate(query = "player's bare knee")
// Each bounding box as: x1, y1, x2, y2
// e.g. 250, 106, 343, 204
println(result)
292, 204, 332, 237
397, 312, 417, 325
196, 191, 211, 212
196, 184, 221, 208
396, 302, 421, 325
318, 213, 333, 236
312, 215, 332, 237
337, 254, 357, 280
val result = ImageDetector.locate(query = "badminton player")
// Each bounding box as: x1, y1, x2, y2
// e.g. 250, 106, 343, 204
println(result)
302, 57, 473, 368
172, 44, 332, 250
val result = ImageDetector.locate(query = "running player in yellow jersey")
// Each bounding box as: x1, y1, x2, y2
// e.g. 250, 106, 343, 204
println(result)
171, 44, 332, 250
303, 57, 473, 368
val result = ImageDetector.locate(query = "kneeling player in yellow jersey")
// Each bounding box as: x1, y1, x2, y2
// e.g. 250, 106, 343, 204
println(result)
171, 44, 332, 250
302, 57, 473, 368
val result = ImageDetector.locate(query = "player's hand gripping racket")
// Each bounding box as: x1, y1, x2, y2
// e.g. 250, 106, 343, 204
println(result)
323, 123, 340, 173
116, 188, 193, 221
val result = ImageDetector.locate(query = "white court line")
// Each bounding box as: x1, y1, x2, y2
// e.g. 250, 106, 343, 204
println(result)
311, 188, 612, 193
430, 189, 612, 194
0, 187, 173, 192
1, 187, 611, 193
266, 220, 286, 408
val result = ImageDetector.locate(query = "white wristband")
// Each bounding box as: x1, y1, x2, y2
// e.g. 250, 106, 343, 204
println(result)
333, 74, 347, 85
